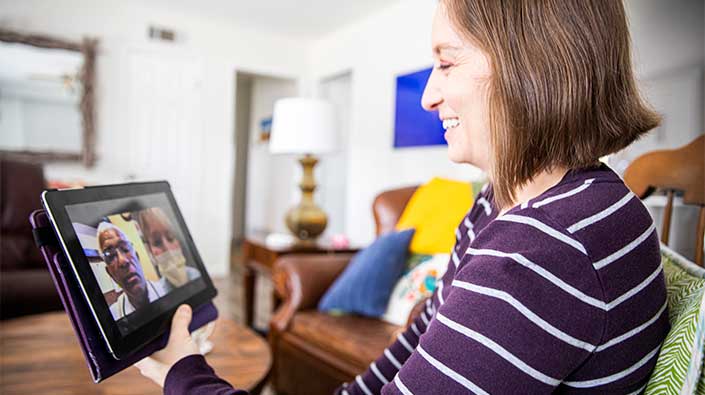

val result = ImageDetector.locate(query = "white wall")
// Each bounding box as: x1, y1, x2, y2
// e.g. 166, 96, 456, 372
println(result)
0, 0, 308, 276
306, 0, 484, 246
623, 0, 704, 260
610, 0, 705, 172
305, 0, 704, 249
627, 0, 704, 79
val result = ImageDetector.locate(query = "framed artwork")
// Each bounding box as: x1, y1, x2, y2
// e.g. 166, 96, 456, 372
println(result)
393, 66, 445, 148
259, 116, 272, 142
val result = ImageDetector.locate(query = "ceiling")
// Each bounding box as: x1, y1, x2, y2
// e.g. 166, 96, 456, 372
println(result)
145, 0, 401, 39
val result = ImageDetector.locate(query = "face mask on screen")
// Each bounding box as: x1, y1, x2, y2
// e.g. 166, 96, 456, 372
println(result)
155, 248, 188, 287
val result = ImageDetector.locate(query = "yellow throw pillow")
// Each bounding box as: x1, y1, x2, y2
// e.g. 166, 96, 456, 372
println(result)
395, 177, 474, 254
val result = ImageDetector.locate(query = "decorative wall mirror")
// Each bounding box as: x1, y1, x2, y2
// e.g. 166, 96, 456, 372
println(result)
0, 29, 97, 167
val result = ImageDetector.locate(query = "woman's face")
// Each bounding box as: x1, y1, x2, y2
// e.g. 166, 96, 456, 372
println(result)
143, 215, 181, 257
422, 5, 492, 171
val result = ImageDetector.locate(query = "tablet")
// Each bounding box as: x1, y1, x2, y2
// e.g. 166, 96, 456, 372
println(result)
42, 181, 217, 360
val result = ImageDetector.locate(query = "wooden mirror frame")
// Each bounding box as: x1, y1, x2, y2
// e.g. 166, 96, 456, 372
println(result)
0, 29, 98, 167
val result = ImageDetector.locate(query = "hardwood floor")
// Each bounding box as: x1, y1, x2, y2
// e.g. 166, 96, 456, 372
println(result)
210, 244, 276, 394
212, 268, 245, 325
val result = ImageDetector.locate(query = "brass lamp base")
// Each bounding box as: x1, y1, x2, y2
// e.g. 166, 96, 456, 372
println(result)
285, 203, 327, 243
286, 154, 328, 243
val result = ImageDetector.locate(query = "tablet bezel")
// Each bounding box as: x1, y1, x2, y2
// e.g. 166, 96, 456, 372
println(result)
42, 181, 217, 360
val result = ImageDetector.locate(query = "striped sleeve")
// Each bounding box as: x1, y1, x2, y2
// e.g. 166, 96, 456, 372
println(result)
335, 302, 434, 395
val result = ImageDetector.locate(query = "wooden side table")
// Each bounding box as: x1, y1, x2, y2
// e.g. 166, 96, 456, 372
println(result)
241, 231, 359, 329
0, 312, 271, 394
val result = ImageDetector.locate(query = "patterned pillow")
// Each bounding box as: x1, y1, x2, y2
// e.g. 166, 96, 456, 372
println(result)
645, 245, 705, 394
381, 253, 449, 325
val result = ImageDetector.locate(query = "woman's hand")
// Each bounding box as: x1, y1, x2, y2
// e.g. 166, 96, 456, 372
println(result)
134, 304, 199, 387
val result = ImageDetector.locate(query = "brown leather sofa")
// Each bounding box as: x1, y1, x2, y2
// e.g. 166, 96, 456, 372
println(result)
269, 186, 417, 395
1, 159, 62, 320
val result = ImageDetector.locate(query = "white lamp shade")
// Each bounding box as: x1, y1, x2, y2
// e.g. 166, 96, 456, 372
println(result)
269, 97, 339, 154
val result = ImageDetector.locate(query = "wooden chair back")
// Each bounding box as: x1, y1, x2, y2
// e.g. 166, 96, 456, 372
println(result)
623, 134, 705, 266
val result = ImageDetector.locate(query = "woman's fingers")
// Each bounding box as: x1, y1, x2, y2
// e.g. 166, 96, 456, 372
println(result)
132, 305, 200, 388
134, 357, 168, 387
134, 356, 152, 371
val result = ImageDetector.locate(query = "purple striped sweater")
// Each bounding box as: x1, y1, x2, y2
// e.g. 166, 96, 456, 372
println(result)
165, 164, 668, 395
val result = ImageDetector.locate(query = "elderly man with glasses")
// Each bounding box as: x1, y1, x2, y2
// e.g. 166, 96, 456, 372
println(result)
97, 222, 167, 320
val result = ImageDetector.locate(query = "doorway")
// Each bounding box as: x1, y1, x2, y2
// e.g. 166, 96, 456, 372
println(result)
232, 71, 298, 247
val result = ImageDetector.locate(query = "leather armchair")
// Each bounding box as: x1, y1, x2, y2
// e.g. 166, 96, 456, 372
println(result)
1, 159, 62, 320
269, 186, 417, 395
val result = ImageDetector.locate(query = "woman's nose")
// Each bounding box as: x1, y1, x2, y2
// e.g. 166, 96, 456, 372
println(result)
421, 69, 442, 111
167, 240, 180, 251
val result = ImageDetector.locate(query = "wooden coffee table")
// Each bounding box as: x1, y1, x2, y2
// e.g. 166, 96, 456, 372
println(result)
0, 312, 271, 394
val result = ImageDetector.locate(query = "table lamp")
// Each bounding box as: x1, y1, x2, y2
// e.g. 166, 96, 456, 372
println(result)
269, 97, 339, 244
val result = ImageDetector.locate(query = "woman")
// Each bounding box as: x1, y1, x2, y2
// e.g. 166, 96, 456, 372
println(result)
137, 207, 201, 290
136, 1, 668, 393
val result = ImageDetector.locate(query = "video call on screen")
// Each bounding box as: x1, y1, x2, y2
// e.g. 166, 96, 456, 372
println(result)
66, 193, 202, 333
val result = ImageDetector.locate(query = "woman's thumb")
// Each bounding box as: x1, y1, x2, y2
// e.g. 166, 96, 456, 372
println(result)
170, 304, 192, 340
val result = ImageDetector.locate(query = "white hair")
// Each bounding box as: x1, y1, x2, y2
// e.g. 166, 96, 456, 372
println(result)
96, 221, 127, 247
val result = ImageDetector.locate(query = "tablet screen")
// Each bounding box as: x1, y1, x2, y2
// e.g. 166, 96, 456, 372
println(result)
65, 192, 205, 336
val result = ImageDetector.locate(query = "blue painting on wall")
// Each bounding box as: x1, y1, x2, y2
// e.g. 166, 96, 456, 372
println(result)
393, 66, 445, 148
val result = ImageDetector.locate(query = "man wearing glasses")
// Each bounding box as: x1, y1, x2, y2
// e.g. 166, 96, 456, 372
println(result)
97, 222, 167, 320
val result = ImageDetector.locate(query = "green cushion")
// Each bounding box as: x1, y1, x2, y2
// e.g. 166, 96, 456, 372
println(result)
645, 245, 705, 394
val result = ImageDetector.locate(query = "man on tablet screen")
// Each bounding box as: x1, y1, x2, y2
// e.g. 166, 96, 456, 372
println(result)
97, 222, 167, 320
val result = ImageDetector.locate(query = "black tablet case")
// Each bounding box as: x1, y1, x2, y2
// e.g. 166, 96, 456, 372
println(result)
29, 209, 218, 383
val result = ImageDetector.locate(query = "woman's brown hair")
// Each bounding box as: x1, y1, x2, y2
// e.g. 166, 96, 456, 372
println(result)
441, 0, 660, 208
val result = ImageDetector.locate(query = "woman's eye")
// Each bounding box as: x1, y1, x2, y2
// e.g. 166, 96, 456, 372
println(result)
437, 63, 452, 71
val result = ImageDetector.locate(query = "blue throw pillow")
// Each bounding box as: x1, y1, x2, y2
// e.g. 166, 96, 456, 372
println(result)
318, 229, 415, 317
